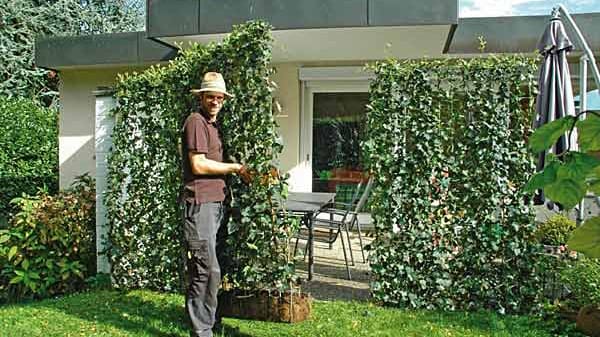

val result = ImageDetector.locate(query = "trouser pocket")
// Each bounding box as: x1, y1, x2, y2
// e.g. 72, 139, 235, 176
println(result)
187, 239, 210, 296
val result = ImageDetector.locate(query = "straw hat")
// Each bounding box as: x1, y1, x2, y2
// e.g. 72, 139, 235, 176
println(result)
190, 72, 234, 97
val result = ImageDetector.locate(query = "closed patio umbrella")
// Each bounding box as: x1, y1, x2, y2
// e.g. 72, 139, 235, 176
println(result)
533, 16, 578, 205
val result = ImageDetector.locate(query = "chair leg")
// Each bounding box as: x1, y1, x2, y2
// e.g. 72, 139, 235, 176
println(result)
328, 229, 334, 249
339, 226, 351, 280
293, 236, 300, 257
344, 223, 355, 266
355, 219, 366, 263
303, 238, 308, 261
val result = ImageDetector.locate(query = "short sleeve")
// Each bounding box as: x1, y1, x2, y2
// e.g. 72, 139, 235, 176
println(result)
185, 116, 209, 154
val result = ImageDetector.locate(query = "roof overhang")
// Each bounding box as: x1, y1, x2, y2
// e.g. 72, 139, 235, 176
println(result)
446, 13, 600, 55
35, 32, 177, 71
162, 25, 454, 62
149, 0, 458, 62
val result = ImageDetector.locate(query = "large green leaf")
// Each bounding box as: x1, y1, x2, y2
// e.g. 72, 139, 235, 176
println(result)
525, 159, 559, 192
529, 117, 576, 153
533, 153, 599, 208
577, 114, 600, 152
567, 216, 600, 258
545, 179, 586, 209
589, 166, 600, 194
565, 152, 600, 181
544, 165, 587, 209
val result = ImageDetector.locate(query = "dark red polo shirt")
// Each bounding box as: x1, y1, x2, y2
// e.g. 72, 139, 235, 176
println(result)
182, 111, 226, 203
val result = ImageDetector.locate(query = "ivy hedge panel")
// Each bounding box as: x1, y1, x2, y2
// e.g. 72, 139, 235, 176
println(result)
105, 21, 295, 292
365, 57, 543, 312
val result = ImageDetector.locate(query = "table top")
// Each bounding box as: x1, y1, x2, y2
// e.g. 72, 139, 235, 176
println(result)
284, 192, 336, 213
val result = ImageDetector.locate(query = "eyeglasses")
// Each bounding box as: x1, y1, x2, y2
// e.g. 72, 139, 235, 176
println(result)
204, 94, 225, 103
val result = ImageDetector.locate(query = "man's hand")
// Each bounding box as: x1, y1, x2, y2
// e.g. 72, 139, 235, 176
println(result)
238, 165, 254, 184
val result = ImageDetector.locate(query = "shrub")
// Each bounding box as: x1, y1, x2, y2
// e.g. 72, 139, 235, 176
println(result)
365, 57, 543, 313
561, 257, 600, 308
536, 214, 577, 246
0, 97, 58, 222
0, 175, 95, 303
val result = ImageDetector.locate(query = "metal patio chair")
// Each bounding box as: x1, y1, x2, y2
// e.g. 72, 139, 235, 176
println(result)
293, 176, 373, 280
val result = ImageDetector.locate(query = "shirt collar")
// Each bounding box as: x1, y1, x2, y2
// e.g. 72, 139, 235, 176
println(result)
198, 108, 217, 125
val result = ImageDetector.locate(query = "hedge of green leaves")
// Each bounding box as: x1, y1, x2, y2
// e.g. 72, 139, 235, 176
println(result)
365, 57, 544, 313
106, 21, 295, 292
0, 97, 58, 222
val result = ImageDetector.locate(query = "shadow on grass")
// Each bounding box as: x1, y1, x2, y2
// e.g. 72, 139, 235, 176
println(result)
36, 290, 253, 337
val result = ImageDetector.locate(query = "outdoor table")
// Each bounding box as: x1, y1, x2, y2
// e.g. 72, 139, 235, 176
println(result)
284, 192, 336, 281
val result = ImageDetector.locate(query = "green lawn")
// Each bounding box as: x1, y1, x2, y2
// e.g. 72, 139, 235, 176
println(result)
0, 290, 579, 337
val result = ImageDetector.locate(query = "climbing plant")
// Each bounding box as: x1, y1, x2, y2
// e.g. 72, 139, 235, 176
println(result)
365, 57, 544, 313
105, 21, 296, 292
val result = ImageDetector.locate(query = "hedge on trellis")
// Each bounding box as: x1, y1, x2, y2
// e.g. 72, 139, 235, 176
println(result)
105, 21, 296, 292
365, 57, 544, 313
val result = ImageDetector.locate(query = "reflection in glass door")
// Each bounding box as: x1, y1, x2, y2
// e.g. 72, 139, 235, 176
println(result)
312, 92, 369, 203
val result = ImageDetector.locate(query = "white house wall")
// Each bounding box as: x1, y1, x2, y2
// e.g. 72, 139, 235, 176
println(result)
272, 63, 301, 174
58, 68, 142, 189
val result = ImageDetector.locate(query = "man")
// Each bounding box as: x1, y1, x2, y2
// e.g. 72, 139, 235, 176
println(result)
182, 71, 248, 337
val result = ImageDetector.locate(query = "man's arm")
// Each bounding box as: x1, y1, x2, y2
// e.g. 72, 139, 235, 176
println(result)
189, 153, 242, 176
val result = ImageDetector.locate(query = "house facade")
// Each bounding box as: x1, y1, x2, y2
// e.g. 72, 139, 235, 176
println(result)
35, 0, 600, 199
34, 1, 600, 272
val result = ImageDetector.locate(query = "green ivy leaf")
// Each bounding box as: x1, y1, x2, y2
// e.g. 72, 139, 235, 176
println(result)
529, 117, 576, 153
9, 276, 22, 285
577, 114, 600, 152
567, 216, 600, 258
8, 246, 17, 261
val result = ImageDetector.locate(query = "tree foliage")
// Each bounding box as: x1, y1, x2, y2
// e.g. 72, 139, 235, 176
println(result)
0, 0, 143, 105
365, 57, 544, 313
105, 21, 296, 292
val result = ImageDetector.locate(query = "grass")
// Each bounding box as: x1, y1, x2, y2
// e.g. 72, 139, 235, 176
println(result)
0, 289, 579, 337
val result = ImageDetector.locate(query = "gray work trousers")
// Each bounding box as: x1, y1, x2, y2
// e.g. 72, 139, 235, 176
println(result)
183, 201, 224, 337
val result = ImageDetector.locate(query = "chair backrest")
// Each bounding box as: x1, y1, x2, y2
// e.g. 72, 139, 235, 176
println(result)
344, 179, 364, 211
353, 176, 374, 213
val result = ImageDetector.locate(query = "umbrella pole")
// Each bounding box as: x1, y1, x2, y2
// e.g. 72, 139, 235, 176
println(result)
577, 55, 587, 225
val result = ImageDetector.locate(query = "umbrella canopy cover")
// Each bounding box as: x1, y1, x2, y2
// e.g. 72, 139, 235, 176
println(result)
534, 17, 578, 205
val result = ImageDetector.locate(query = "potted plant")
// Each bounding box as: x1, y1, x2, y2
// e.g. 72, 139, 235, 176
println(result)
536, 214, 577, 255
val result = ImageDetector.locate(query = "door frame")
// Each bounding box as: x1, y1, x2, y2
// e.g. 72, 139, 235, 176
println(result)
298, 67, 372, 192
